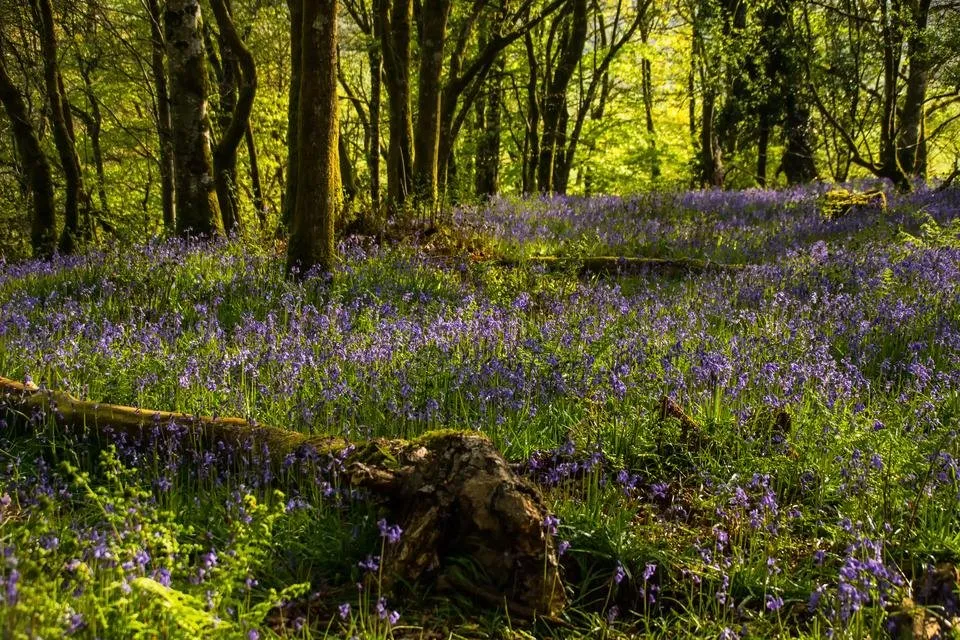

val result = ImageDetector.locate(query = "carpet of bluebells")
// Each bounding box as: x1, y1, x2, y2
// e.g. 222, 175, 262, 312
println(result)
1, 185, 959, 638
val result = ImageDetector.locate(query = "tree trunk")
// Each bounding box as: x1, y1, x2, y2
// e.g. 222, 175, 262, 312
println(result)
0, 46, 56, 258
0, 375, 566, 617
165, 0, 223, 236
76, 66, 110, 219
339, 134, 357, 201
474, 51, 504, 199
522, 30, 539, 195
537, 0, 587, 194
878, 0, 910, 192
244, 124, 267, 229
700, 86, 722, 187
147, 0, 176, 232
368, 41, 382, 209
281, 0, 302, 231
759, 0, 817, 185
552, 100, 570, 193
412, 0, 452, 208
781, 97, 817, 184
642, 54, 660, 180
31, 0, 88, 254
377, 0, 414, 208
210, 0, 257, 233
897, 0, 931, 179
756, 116, 770, 187
286, 0, 340, 277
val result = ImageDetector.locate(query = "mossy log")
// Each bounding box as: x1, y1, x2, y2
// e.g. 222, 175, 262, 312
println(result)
494, 255, 745, 277
820, 188, 887, 220
0, 376, 565, 617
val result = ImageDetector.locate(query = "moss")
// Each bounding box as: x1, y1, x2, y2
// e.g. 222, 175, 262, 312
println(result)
821, 188, 887, 220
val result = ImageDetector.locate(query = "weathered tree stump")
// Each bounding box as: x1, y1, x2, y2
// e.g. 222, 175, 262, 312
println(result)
0, 376, 565, 617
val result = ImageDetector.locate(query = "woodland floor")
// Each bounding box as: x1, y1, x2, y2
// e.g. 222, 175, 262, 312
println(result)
1, 185, 960, 639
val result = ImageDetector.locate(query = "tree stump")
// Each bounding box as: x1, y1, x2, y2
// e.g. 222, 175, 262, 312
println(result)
0, 376, 565, 617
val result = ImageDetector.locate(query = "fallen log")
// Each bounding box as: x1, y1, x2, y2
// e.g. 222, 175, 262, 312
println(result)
492, 255, 746, 276
820, 188, 887, 220
0, 376, 565, 617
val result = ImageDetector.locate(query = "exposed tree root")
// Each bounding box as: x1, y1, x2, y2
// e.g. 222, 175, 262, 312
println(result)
0, 375, 566, 617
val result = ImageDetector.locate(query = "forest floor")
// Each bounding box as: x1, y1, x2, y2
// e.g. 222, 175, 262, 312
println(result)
1, 185, 960, 638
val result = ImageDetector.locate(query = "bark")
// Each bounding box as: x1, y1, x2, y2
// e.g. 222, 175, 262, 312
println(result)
0, 45, 56, 258
760, 0, 817, 185
756, 116, 770, 187
286, 0, 340, 277
474, 43, 504, 198
714, 0, 748, 159
537, 0, 587, 194
339, 134, 357, 201
693, 0, 723, 188
699, 86, 722, 187
244, 124, 267, 229
377, 0, 414, 208
368, 39, 382, 209
281, 0, 302, 231
781, 97, 818, 184
878, 0, 910, 191
165, 0, 223, 236
31, 0, 89, 254
641, 50, 660, 180
209, 0, 257, 233
898, 0, 931, 179
147, 0, 176, 232
522, 30, 539, 195
412, 0, 452, 207
0, 375, 566, 617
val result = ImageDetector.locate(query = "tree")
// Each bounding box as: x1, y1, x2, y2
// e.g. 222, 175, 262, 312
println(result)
207, 0, 258, 233
376, 0, 414, 208
165, 0, 223, 236
0, 38, 56, 258
31, 0, 89, 253
536, 0, 587, 194
146, 0, 176, 231
286, 0, 339, 277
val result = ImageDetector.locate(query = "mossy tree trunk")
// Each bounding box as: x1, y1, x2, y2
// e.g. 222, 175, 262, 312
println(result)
165, 0, 223, 237
0, 43, 56, 258
286, 0, 340, 277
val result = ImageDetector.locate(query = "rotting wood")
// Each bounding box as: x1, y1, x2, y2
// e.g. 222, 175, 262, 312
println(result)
493, 255, 746, 276
0, 375, 566, 617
